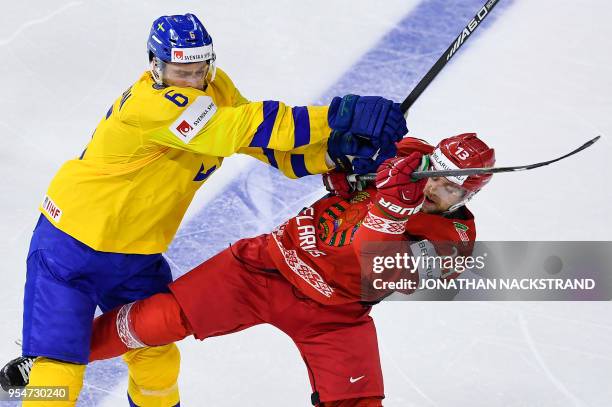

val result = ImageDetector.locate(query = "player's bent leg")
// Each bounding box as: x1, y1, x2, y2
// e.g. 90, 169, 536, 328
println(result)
319, 397, 384, 407
22, 357, 85, 407
123, 344, 180, 407
90, 292, 192, 361
280, 298, 385, 406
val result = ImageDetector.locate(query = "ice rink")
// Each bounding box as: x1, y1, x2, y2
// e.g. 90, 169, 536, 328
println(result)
1, 0, 611, 406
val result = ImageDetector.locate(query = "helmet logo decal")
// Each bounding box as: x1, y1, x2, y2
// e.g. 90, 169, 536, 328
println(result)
455, 146, 470, 160
173, 50, 184, 60
431, 148, 468, 185
157, 22, 165, 32
170, 45, 213, 62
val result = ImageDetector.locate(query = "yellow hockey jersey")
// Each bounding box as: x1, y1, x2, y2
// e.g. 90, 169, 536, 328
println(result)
40, 68, 332, 254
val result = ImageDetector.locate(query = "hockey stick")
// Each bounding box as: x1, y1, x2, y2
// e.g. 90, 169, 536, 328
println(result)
350, 136, 601, 183
348, 0, 500, 166
400, 0, 501, 114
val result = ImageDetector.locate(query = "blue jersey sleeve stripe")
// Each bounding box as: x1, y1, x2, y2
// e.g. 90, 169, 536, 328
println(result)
249, 101, 279, 148
291, 106, 310, 148
290, 154, 311, 178
262, 148, 278, 168
119, 92, 132, 111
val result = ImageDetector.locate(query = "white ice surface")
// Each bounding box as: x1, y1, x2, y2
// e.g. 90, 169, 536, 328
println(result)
0, 1, 611, 406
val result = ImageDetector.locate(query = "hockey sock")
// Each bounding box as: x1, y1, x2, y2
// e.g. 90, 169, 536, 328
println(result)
89, 306, 129, 361
124, 344, 181, 407
90, 292, 193, 362
23, 357, 85, 407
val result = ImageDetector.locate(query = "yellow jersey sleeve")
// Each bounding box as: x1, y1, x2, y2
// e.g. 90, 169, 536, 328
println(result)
238, 139, 331, 179
146, 99, 331, 158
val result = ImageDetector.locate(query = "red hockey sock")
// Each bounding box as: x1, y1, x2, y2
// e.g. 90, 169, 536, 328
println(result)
90, 306, 127, 361
90, 292, 193, 362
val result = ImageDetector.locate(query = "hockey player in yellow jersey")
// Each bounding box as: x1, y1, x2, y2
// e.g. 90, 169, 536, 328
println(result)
0, 13, 408, 406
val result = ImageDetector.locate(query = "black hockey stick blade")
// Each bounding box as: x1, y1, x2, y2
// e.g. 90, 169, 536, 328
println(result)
354, 136, 601, 182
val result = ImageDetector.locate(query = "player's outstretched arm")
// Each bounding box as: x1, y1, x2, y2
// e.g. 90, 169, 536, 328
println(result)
238, 139, 332, 178
148, 94, 407, 176
239, 94, 408, 178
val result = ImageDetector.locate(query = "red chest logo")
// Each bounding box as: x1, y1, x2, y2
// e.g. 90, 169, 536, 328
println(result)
176, 120, 193, 137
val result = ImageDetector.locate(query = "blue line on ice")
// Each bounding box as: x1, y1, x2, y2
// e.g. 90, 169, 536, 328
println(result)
78, 1, 510, 405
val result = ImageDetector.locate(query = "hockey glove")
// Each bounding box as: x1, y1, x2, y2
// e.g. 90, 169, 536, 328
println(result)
327, 130, 395, 173
373, 153, 429, 221
328, 94, 407, 148
322, 170, 353, 199
322, 170, 370, 199
327, 94, 406, 173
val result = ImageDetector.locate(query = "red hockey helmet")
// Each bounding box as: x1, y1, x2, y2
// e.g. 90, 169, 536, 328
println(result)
431, 133, 495, 192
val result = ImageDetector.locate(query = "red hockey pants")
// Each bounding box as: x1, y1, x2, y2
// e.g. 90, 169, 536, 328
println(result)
170, 234, 385, 405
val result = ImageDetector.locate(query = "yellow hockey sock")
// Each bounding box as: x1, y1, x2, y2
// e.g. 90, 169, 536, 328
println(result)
22, 357, 85, 407
123, 343, 180, 407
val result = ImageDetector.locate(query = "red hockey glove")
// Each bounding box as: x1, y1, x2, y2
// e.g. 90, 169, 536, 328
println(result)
322, 170, 353, 199
373, 153, 429, 221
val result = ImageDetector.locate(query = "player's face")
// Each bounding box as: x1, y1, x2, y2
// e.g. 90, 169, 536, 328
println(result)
421, 176, 467, 213
163, 61, 210, 90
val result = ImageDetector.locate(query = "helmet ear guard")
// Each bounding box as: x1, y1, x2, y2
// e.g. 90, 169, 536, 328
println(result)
206, 51, 216, 83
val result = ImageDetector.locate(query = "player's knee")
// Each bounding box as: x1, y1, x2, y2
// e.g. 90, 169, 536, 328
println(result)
24, 357, 86, 407
131, 292, 192, 346
320, 396, 384, 407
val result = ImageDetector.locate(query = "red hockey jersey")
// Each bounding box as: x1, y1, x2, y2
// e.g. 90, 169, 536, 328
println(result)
266, 139, 477, 305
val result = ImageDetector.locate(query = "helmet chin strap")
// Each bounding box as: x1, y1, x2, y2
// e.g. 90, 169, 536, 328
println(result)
207, 52, 217, 83
444, 191, 475, 214
150, 57, 165, 86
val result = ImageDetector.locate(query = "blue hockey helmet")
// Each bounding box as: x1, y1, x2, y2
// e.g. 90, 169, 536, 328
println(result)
147, 14, 216, 87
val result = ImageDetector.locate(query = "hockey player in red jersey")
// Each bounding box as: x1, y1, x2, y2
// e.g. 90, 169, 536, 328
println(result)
88, 133, 495, 406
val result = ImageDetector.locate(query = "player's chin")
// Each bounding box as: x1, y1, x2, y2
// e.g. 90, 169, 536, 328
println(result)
421, 197, 439, 214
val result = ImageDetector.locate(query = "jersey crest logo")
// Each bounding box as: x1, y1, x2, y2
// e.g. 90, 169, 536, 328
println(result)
349, 191, 371, 204
453, 222, 470, 242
